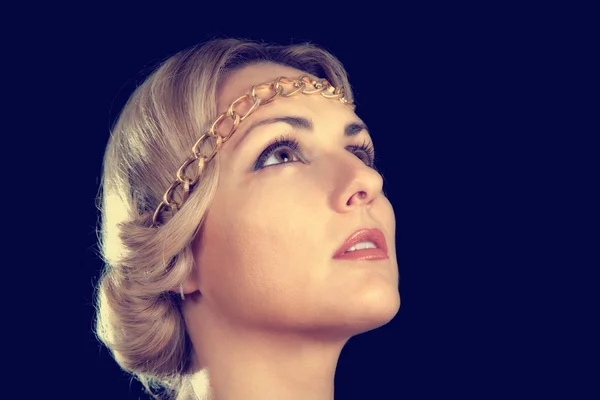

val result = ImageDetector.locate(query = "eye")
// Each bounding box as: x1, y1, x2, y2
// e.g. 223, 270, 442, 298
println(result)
253, 134, 377, 171
254, 135, 303, 170
348, 139, 376, 168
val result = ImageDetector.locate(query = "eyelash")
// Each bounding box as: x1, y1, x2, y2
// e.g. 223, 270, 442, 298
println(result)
254, 134, 376, 170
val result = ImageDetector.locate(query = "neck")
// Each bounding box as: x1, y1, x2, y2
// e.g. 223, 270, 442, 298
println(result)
186, 308, 349, 400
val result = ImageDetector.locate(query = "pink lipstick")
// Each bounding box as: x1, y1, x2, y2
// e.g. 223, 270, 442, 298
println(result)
333, 228, 389, 260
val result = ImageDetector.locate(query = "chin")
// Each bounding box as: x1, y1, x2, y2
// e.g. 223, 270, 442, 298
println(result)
347, 289, 401, 335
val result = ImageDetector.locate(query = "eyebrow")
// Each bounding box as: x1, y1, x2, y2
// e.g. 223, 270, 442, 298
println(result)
230, 116, 369, 152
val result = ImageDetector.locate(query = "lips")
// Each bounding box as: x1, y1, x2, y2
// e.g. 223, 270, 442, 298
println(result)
333, 228, 389, 259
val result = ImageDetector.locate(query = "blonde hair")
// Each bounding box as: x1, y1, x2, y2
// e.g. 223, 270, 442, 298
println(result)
93, 37, 355, 400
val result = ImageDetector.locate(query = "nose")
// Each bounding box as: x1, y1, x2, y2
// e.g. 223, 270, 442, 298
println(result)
329, 151, 385, 211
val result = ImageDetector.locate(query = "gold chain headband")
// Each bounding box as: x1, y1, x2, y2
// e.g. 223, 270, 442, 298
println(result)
150, 75, 354, 228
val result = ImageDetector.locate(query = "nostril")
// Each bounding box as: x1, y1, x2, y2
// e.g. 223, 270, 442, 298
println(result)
347, 191, 367, 206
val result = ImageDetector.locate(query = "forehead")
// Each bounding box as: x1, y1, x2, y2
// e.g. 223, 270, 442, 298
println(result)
215, 63, 363, 156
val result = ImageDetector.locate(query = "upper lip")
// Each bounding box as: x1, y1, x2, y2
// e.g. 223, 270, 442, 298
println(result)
333, 227, 388, 258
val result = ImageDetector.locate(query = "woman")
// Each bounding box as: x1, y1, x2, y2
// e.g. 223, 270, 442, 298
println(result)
95, 37, 400, 400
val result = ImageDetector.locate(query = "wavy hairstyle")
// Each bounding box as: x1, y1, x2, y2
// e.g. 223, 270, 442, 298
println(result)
93, 37, 355, 400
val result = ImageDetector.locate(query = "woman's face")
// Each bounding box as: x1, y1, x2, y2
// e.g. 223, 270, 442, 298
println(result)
189, 63, 399, 336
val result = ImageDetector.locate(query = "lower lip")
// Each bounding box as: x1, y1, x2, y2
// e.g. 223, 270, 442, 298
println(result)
333, 248, 389, 260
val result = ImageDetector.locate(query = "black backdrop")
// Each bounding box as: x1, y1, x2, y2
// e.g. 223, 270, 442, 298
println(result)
14, 3, 592, 400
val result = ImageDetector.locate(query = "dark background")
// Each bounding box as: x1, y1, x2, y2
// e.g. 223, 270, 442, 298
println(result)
11, 3, 593, 400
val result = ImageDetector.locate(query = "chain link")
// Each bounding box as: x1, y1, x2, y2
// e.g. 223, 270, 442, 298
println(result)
151, 75, 353, 227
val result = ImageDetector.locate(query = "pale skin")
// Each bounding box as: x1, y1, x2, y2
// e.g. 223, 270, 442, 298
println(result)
178, 62, 400, 400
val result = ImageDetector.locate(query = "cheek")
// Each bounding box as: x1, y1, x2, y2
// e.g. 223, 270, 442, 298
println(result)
199, 199, 317, 307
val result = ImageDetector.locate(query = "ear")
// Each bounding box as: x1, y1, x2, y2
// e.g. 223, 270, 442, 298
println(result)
169, 261, 200, 298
